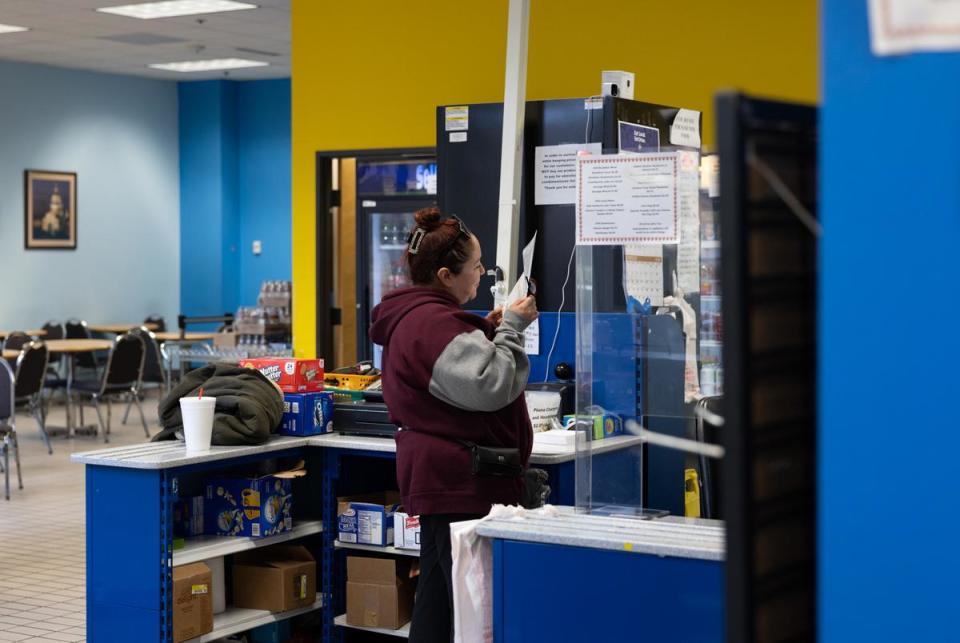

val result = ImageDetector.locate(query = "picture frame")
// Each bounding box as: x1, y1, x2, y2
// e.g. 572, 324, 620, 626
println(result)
24, 169, 77, 250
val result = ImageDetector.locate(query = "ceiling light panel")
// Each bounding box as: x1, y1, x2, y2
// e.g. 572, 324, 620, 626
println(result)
97, 1, 257, 20
148, 57, 267, 72
0, 23, 29, 34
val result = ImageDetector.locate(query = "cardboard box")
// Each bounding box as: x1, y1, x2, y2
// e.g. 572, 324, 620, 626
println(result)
232, 545, 317, 613
172, 562, 213, 643
566, 414, 623, 440
393, 512, 421, 551
337, 491, 401, 546
346, 556, 414, 630
213, 330, 238, 349
241, 358, 324, 393
593, 413, 623, 440
280, 392, 334, 436
204, 468, 304, 538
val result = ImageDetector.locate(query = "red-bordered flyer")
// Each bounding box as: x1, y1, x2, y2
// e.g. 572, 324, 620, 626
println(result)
575, 153, 679, 245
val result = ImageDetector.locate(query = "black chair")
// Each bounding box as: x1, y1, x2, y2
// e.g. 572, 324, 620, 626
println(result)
14, 341, 51, 455
3, 331, 31, 352
65, 319, 101, 372
3, 331, 30, 367
0, 358, 21, 500
41, 321, 64, 340
144, 315, 166, 333
123, 327, 166, 426
41, 319, 66, 382
72, 332, 147, 443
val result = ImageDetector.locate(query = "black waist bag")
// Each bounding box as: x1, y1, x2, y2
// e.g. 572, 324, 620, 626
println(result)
460, 440, 523, 477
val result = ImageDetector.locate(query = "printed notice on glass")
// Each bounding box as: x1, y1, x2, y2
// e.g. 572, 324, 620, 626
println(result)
868, 0, 960, 55
524, 317, 540, 355
534, 143, 602, 205
576, 153, 679, 245
676, 150, 701, 294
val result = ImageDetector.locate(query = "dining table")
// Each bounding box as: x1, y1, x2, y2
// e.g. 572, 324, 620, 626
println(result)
88, 322, 158, 333
153, 331, 215, 342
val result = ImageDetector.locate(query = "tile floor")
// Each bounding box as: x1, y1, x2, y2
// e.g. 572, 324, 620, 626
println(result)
0, 397, 160, 642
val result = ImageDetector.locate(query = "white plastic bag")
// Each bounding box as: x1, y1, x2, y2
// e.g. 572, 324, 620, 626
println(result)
450, 504, 559, 643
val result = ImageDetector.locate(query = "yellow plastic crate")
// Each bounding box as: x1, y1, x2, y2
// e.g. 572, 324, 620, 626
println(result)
323, 373, 379, 391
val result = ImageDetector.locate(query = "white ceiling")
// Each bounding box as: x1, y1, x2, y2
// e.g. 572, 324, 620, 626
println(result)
0, 0, 290, 81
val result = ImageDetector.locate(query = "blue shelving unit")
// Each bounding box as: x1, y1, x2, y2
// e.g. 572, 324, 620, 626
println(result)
75, 439, 323, 643
74, 434, 636, 641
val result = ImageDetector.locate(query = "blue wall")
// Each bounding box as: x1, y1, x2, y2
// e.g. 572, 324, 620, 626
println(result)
820, 2, 960, 640
179, 79, 290, 320
237, 80, 292, 305
0, 61, 180, 330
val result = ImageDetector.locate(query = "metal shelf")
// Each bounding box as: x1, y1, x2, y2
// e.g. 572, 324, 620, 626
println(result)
334, 541, 420, 558
174, 521, 324, 566
335, 614, 410, 638
187, 595, 324, 642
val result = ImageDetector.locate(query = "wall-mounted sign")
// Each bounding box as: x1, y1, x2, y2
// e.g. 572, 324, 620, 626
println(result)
869, 0, 960, 55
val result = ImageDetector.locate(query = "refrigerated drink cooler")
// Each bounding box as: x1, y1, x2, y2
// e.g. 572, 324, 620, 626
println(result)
355, 159, 437, 366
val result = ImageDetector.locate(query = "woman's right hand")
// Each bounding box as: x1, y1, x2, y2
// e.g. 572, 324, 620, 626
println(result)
507, 295, 538, 323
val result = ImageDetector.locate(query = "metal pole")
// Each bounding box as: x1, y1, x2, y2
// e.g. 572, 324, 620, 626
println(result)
495, 0, 530, 288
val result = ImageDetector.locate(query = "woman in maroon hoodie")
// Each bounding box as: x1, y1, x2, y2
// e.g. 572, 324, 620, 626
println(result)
369, 207, 537, 643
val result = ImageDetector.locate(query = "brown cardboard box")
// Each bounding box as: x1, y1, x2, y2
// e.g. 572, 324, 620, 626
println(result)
346, 556, 414, 630
213, 330, 238, 349
172, 562, 213, 643
232, 545, 316, 613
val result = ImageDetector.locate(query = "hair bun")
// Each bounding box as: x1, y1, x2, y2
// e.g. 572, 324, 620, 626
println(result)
414, 206, 442, 231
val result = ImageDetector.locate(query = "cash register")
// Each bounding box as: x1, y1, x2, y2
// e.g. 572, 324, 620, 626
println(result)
332, 380, 399, 438
332, 363, 575, 439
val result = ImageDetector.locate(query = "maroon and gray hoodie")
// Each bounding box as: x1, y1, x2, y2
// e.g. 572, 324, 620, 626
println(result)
369, 286, 533, 516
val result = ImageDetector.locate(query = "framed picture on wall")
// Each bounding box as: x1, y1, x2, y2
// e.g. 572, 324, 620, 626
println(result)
24, 169, 77, 250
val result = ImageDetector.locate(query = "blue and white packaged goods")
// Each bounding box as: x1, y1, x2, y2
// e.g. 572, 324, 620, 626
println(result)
337, 491, 402, 546
279, 391, 334, 436
204, 466, 304, 538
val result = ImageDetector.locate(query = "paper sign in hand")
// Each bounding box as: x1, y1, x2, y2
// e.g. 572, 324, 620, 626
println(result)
504, 232, 537, 309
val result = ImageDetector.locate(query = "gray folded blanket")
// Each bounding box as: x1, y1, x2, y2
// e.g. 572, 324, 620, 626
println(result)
152, 363, 284, 445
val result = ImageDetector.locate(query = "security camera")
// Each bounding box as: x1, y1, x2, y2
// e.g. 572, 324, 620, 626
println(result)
601, 70, 635, 100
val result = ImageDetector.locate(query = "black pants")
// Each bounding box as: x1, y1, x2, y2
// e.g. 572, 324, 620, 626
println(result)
409, 513, 483, 643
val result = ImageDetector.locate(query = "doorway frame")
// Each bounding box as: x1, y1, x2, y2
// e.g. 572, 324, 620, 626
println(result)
314, 147, 435, 365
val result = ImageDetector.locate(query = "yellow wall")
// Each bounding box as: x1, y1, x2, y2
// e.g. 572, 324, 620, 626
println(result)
291, 0, 818, 357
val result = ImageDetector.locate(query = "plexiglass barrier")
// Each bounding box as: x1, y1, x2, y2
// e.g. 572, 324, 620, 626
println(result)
574, 151, 723, 518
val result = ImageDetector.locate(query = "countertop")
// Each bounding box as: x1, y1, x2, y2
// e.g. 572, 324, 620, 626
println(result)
71, 432, 642, 470
474, 509, 725, 561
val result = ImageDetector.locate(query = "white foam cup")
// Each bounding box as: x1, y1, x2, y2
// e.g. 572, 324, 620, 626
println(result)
180, 396, 216, 453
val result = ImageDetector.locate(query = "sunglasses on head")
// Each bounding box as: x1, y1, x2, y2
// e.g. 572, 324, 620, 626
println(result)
438, 215, 472, 257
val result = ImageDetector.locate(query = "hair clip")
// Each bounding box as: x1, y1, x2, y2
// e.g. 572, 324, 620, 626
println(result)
407, 227, 427, 255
